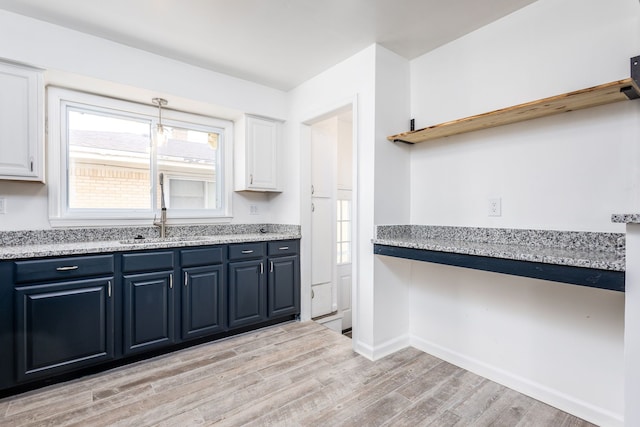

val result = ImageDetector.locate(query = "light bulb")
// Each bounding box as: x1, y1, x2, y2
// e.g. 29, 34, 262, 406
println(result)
156, 123, 167, 146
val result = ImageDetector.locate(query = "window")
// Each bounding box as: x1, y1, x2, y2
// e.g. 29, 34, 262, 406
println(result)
336, 199, 352, 264
48, 88, 232, 226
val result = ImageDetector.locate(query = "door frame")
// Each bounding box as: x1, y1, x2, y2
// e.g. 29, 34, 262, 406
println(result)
299, 96, 358, 340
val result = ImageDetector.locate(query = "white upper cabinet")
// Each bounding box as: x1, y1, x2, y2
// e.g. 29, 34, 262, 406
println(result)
0, 61, 44, 182
235, 115, 282, 192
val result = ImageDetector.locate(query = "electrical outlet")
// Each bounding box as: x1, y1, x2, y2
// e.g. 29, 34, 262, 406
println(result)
488, 197, 501, 217
249, 204, 259, 215
0, 198, 5, 214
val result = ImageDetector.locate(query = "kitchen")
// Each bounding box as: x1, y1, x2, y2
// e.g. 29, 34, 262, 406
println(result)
0, 0, 639, 425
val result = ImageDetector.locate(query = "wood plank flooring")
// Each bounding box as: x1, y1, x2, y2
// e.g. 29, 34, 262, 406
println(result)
0, 321, 596, 426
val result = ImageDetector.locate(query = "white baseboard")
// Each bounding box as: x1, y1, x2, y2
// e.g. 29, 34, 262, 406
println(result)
410, 335, 623, 427
354, 333, 411, 361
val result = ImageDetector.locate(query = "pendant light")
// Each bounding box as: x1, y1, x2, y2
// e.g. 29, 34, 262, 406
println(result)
152, 97, 168, 145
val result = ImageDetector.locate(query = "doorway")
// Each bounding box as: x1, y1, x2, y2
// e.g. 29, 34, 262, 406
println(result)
308, 107, 353, 334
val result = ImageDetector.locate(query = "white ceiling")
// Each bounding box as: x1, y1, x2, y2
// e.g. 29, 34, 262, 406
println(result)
0, 0, 537, 91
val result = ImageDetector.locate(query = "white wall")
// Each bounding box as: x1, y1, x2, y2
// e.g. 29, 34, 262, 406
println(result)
284, 45, 377, 345
0, 9, 287, 230
372, 46, 412, 356
410, 263, 625, 426
283, 44, 411, 358
409, 101, 639, 232
406, 0, 640, 425
409, 0, 640, 232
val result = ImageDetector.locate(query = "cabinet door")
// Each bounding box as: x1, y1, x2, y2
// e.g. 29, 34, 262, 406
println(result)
228, 259, 266, 329
0, 61, 43, 181
268, 255, 300, 318
123, 271, 175, 355
182, 265, 225, 340
15, 277, 115, 382
246, 116, 279, 191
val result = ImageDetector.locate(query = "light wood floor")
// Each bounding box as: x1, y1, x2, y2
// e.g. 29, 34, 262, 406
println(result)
0, 321, 595, 426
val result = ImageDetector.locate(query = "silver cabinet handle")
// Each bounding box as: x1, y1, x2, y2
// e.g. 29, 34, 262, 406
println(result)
312, 289, 315, 299
250, 174, 253, 185
30, 157, 34, 172
169, 273, 173, 289
311, 185, 314, 195
311, 203, 315, 212
260, 262, 264, 274
270, 261, 274, 273
56, 266, 79, 271
242, 250, 254, 254
279, 246, 289, 250
108, 281, 112, 298
184, 271, 188, 286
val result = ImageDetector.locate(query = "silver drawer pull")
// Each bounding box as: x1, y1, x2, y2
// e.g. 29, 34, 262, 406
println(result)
279, 246, 289, 250
241, 250, 254, 254
56, 266, 79, 271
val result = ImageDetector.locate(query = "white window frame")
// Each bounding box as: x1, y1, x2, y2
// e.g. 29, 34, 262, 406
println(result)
47, 87, 233, 227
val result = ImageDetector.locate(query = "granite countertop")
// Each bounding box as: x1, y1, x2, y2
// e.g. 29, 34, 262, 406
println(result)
373, 225, 625, 272
612, 214, 640, 224
0, 224, 301, 260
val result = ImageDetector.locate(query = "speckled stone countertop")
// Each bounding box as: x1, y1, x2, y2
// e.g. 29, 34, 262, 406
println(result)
373, 225, 625, 272
0, 224, 300, 260
612, 214, 640, 224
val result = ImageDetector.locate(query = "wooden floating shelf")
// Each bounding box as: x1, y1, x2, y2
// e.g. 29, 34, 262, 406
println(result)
389, 77, 640, 144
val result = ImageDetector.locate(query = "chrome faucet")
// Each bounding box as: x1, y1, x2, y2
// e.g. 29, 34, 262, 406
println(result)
153, 173, 167, 238
153, 209, 167, 238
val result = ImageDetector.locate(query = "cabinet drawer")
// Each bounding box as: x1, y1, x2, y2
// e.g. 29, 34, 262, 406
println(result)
122, 251, 174, 273
14, 255, 114, 284
267, 240, 299, 256
228, 242, 264, 260
181, 246, 225, 267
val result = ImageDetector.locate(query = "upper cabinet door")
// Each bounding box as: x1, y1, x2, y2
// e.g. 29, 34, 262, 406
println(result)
235, 115, 282, 192
0, 61, 44, 182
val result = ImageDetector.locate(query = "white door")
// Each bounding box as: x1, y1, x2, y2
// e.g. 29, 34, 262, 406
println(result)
337, 192, 352, 330
309, 110, 354, 330
310, 118, 337, 318
336, 113, 353, 330
311, 197, 334, 317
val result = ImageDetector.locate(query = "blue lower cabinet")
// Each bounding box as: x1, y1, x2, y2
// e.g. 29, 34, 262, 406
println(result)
123, 271, 175, 355
228, 259, 267, 329
227, 240, 301, 330
14, 277, 115, 382
268, 255, 300, 318
182, 265, 226, 340
4, 240, 300, 393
